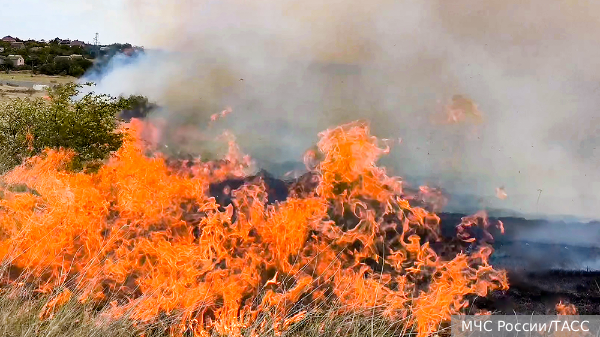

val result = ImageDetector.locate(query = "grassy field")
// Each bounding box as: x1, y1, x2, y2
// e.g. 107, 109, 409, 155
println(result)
0, 72, 76, 102
0, 72, 76, 85
0, 84, 46, 102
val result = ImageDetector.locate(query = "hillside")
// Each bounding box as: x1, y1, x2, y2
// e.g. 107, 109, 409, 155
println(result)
0, 36, 142, 77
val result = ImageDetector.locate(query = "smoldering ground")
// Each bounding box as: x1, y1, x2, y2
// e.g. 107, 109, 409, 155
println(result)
83, 0, 600, 220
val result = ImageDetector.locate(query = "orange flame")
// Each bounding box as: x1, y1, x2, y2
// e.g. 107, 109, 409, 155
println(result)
556, 301, 577, 315
496, 187, 507, 200
25, 128, 34, 152
0, 119, 508, 336
442, 95, 483, 124
40, 288, 72, 320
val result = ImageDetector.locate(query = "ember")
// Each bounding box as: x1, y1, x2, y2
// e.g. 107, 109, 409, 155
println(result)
0, 119, 508, 336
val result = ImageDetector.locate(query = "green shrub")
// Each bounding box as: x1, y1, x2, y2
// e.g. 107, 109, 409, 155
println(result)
0, 83, 139, 173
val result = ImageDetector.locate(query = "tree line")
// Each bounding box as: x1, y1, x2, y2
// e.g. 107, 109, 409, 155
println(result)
0, 39, 139, 77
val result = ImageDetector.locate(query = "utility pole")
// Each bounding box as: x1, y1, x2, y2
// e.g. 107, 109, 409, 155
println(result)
93, 33, 99, 58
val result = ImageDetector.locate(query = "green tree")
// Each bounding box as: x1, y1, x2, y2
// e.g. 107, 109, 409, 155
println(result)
39, 63, 56, 75
1, 62, 14, 73
0, 83, 140, 173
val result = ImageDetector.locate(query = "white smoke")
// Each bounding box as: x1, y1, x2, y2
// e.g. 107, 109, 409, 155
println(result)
83, 0, 600, 220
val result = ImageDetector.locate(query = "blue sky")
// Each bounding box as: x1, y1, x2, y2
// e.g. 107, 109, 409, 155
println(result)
0, 0, 140, 45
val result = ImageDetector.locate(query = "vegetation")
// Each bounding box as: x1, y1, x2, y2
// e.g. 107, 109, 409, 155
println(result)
0, 82, 140, 173
39, 57, 94, 77
0, 72, 75, 85
0, 39, 93, 76
0, 287, 142, 337
0, 286, 402, 337
0, 38, 142, 77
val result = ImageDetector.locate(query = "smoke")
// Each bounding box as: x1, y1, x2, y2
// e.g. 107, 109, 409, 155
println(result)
84, 0, 600, 220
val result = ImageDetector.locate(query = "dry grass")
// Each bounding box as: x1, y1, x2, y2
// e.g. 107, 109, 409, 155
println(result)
0, 72, 76, 85
0, 72, 75, 102
0, 286, 410, 337
0, 85, 45, 102
0, 260, 409, 337
0, 259, 408, 337
0, 290, 142, 337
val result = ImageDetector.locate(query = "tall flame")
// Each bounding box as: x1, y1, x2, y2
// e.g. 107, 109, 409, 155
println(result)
0, 119, 508, 336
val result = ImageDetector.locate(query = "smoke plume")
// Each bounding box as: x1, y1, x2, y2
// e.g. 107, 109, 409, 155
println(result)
84, 0, 600, 220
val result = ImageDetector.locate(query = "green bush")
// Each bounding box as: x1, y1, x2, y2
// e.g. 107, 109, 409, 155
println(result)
0, 83, 139, 173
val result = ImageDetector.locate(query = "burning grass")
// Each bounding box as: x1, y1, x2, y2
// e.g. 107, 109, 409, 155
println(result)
0, 284, 417, 337
0, 119, 508, 336
0, 284, 141, 337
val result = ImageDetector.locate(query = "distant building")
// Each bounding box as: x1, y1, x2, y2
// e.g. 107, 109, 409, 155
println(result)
70, 40, 86, 47
54, 55, 72, 62
10, 42, 25, 49
1, 36, 16, 42
60, 39, 71, 45
70, 54, 83, 59
5, 55, 25, 67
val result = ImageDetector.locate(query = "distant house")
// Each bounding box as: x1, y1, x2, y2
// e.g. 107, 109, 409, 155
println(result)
70, 40, 86, 47
5, 55, 25, 67
70, 54, 83, 59
10, 42, 25, 49
1, 36, 16, 42
60, 39, 71, 45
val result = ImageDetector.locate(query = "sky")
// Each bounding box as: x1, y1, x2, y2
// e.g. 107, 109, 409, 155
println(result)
0, 0, 137, 45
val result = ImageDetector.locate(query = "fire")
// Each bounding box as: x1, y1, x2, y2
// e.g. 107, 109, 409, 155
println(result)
210, 107, 233, 124
25, 127, 34, 152
556, 301, 577, 316
39, 288, 72, 320
443, 95, 483, 124
0, 119, 508, 336
495, 187, 507, 200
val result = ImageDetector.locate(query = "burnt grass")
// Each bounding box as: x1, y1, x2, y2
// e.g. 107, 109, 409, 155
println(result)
472, 270, 600, 315
437, 213, 600, 314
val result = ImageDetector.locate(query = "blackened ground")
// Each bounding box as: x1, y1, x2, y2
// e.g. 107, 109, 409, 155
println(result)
209, 170, 288, 208
439, 213, 600, 314
472, 270, 600, 315
438, 213, 600, 271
